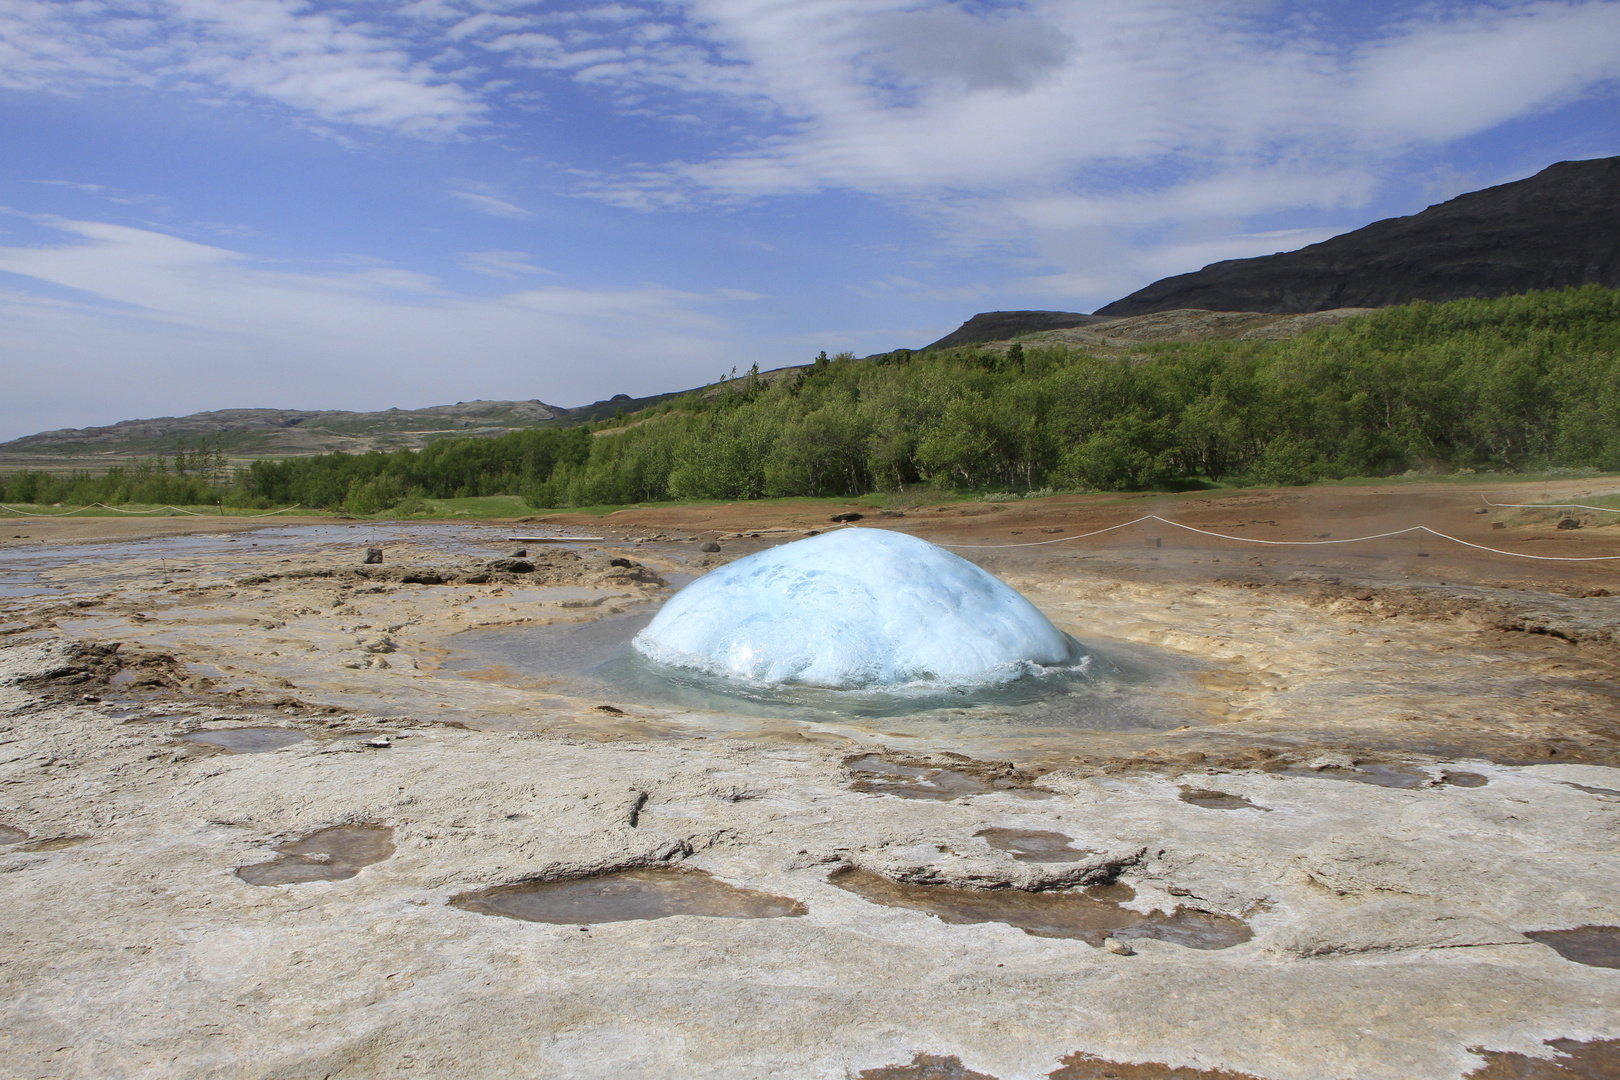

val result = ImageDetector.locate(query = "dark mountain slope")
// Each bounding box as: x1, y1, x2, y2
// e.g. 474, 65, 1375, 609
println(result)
1097, 156, 1620, 316
924, 310, 1116, 350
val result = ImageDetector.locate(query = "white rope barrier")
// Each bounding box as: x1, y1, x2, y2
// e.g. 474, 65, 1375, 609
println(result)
1479, 495, 1620, 514
941, 513, 1620, 562
0, 502, 302, 518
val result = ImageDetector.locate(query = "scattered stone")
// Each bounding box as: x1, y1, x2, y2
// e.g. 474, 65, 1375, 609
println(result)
594, 704, 626, 714
363, 547, 383, 564
1104, 936, 1135, 955
486, 559, 534, 574
366, 736, 392, 748
701, 542, 721, 553
609, 558, 633, 568
830, 512, 864, 522
1474, 507, 1490, 514
510, 548, 528, 557
1556, 517, 1582, 530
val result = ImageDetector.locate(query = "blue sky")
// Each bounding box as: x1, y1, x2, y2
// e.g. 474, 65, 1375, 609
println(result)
1, 0, 1618, 441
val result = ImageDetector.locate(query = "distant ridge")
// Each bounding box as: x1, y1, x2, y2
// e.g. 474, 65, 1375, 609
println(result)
1, 401, 569, 460
1097, 156, 1620, 316
923, 310, 1116, 350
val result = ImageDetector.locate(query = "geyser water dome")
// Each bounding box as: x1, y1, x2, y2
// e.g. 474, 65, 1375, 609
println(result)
632, 528, 1081, 691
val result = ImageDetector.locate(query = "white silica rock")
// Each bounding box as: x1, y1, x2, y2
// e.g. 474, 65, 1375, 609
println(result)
632, 528, 1077, 690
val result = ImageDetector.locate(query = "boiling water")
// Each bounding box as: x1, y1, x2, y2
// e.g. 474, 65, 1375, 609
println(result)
444, 611, 1189, 732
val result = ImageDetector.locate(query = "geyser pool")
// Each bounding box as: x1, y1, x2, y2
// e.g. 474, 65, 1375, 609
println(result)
631, 528, 1081, 690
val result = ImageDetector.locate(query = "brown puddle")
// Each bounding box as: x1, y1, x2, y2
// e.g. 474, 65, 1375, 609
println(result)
976, 828, 1096, 863
1049, 1052, 1268, 1080
848, 756, 1049, 802
830, 868, 1251, 949
0, 825, 28, 845
451, 867, 807, 925
185, 728, 307, 754
860, 1053, 998, 1079
1285, 764, 1490, 789
236, 825, 395, 886
1179, 787, 1268, 811
1465, 1038, 1620, 1079
1523, 926, 1620, 968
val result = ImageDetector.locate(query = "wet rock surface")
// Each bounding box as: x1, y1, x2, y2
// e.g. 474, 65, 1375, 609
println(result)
2, 503, 1619, 1077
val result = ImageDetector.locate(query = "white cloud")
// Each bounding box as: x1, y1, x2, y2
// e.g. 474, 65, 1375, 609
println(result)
449, 185, 536, 218
460, 250, 556, 277
0, 0, 485, 135
0, 218, 741, 440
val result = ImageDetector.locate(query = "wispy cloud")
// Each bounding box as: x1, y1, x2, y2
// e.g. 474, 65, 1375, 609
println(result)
460, 250, 556, 277
449, 183, 535, 219
0, 218, 740, 439
0, 0, 485, 135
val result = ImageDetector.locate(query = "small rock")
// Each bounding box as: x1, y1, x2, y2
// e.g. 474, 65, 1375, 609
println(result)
1473, 507, 1490, 514
510, 548, 528, 557
830, 512, 864, 523
1308, 752, 1356, 771
1104, 937, 1135, 955
363, 547, 383, 564
1491, 522, 1507, 530
1556, 517, 1582, 530
487, 559, 534, 574
594, 704, 626, 714
609, 557, 633, 568
701, 542, 721, 553
366, 736, 392, 748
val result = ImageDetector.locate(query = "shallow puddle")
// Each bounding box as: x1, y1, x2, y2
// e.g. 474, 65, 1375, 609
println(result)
0, 825, 30, 845
1440, 771, 1489, 788
1563, 781, 1620, 797
975, 828, 1095, 863
1049, 1052, 1266, 1079
21, 835, 89, 851
1179, 787, 1268, 811
1523, 926, 1620, 969
859, 1053, 998, 1080
236, 825, 395, 886
184, 727, 307, 753
830, 868, 1251, 949
847, 756, 1050, 801
1283, 763, 1432, 789
1465, 1037, 1620, 1079
451, 867, 807, 924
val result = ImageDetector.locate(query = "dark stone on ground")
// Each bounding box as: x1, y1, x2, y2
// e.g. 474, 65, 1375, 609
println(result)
363, 547, 383, 564
1557, 517, 1582, 530
510, 548, 527, 557
487, 558, 535, 574
701, 542, 721, 553
831, 512, 864, 523
1096, 156, 1620, 316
